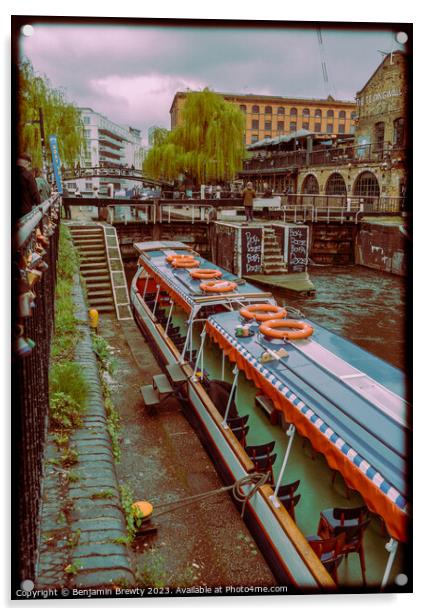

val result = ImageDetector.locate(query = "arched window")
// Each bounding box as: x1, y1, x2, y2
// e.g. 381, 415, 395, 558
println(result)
252, 105, 260, 114
353, 171, 380, 198
277, 107, 285, 115
301, 174, 319, 194
339, 110, 346, 119
314, 109, 322, 118
290, 107, 297, 117
351, 111, 356, 119
265, 106, 272, 114
327, 109, 334, 118
239, 104, 247, 113
393, 117, 405, 146
303, 108, 310, 117
325, 173, 347, 195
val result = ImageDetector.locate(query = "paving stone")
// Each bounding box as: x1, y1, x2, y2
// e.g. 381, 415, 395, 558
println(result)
69, 486, 119, 500
71, 505, 121, 521
72, 542, 129, 558
71, 554, 133, 573
74, 529, 127, 544
71, 517, 125, 533
73, 569, 134, 588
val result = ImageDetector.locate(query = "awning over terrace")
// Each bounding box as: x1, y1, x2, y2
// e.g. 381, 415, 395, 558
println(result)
206, 311, 411, 543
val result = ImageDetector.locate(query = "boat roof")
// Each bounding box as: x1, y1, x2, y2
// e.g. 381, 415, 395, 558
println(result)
135, 241, 273, 313
207, 310, 411, 543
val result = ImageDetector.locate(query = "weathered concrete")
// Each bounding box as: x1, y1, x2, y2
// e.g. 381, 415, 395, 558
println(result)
36, 273, 135, 590
355, 219, 409, 275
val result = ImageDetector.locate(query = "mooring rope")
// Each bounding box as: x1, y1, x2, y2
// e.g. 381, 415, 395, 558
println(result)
147, 472, 271, 521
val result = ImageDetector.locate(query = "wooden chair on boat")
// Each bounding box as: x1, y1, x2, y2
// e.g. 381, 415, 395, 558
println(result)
245, 441, 276, 459
307, 532, 347, 585
227, 414, 249, 430
250, 453, 277, 485
318, 505, 369, 538
276, 479, 300, 498
317, 505, 370, 585
278, 493, 301, 522
230, 424, 250, 447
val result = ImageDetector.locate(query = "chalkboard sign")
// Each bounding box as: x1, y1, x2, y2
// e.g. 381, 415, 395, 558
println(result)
241, 228, 263, 275
287, 226, 308, 273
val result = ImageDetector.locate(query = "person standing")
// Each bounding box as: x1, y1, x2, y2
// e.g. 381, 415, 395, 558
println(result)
16, 153, 41, 216
62, 185, 72, 220
34, 167, 51, 202
242, 181, 256, 222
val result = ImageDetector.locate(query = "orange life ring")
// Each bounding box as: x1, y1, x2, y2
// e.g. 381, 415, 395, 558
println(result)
166, 253, 196, 263
172, 258, 200, 268
190, 269, 222, 280
240, 304, 287, 322
259, 319, 314, 340
200, 280, 238, 293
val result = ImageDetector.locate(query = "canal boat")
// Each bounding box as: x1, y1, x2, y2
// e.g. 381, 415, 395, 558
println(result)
130, 240, 411, 592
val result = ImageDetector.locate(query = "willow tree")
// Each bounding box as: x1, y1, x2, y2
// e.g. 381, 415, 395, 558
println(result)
18, 60, 85, 169
144, 89, 245, 184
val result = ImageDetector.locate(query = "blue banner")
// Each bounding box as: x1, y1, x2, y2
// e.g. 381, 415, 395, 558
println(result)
49, 135, 63, 194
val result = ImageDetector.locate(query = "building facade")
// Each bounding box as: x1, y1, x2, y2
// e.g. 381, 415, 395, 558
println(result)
170, 92, 356, 146
66, 108, 144, 195
238, 51, 409, 205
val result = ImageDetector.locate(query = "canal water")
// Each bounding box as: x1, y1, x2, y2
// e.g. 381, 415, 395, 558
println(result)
276, 265, 408, 372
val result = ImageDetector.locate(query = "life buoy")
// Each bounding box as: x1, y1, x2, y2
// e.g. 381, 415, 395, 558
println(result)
240, 304, 287, 322
190, 269, 222, 280
259, 319, 314, 340
166, 253, 195, 263
172, 258, 200, 268
200, 280, 238, 293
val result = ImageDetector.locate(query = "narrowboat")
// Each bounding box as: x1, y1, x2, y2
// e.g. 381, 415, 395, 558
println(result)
130, 240, 411, 592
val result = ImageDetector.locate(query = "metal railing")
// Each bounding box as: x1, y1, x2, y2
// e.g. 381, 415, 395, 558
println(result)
12, 194, 61, 584
243, 142, 406, 172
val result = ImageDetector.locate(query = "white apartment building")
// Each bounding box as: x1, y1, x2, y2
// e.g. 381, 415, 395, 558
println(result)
66, 107, 144, 196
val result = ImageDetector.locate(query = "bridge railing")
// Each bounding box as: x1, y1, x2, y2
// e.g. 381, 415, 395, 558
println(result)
12, 194, 61, 583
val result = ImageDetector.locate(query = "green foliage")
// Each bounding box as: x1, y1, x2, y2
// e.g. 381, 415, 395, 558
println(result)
50, 361, 89, 409
91, 489, 115, 500
49, 392, 83, 430
51, 227, 81, 361
64, 560, 83, 576
144, 88, 245, 184
119, 484, 139, 544
92, 333, 117, 375
18, 59, 86, 168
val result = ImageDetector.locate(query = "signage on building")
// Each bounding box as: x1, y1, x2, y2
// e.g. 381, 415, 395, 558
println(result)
358, 88, 402, 107
49, 135, 63, 194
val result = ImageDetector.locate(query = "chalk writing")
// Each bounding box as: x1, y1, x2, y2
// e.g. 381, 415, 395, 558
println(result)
242, 228, 263, 275
287, 226, 308, 273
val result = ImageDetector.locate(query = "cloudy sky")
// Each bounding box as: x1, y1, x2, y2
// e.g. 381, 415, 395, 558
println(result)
18, 20, 407, 144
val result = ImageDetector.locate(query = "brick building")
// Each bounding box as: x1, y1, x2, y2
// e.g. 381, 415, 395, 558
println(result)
240, 51, 409, 205
170, 92, 356, 146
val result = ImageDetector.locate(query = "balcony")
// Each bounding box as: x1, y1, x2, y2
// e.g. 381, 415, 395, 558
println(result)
241, 142, 406, 173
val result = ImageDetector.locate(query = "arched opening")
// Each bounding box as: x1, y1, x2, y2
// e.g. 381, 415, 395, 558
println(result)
301, 174, 319, 194
325, 173, 347, 195
353, 171, 380, 209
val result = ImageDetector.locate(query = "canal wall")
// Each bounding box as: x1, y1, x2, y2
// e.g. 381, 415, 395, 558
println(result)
114, 217, 408, 277
354, 220, 408, 276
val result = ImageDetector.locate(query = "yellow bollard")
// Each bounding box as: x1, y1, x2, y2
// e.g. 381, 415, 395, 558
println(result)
89, 308, 99, 333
